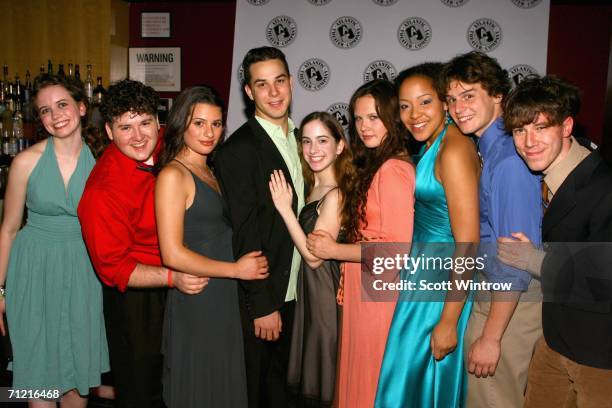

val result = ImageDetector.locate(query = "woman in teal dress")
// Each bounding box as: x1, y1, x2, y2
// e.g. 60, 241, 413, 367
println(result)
0, 74, 109, 407
376, 63, 480, 407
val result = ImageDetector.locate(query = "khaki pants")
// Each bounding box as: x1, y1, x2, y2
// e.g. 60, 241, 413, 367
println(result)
465, 281, 542, 408
524, 337, 612, 408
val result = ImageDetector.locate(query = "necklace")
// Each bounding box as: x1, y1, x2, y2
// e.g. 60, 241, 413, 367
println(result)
174, 158, 220, 192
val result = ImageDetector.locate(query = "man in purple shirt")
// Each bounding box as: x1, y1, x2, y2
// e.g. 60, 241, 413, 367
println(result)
442, 52, 542, 407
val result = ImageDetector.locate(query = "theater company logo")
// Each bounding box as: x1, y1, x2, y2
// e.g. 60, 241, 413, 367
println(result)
330, 16, 363, 49
440, 0, 470, 7
246, 0, 269, 5
398, 18, 432, 51
508, 65, 538, 87
364, 60, 397, 83
298, 58, 331, 91
307, 0, 332, 4
511, 0, 542, 8
326, 102, 350, 134
266, 16, 297, 48
467, 18, 502, 53
237, 65, 245, 85
372, 0, 398, 5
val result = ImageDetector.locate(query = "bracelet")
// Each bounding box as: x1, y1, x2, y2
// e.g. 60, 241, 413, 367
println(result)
167, 269, 174, 288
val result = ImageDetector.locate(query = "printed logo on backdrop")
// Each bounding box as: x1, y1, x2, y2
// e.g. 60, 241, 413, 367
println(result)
327, 102, 350, 134
298, 58, 331, 91
266, 16, 297, 48
372, 0, 398, 5
511, 0, 542, 9
398, 18, 432, 51
364, 60, 397, 83
508, 64, 538, 88
307, 0, 332, 5
467, 18, 502, 53
330, 16, 363, 49
246, 0, 269, 5
440, 0, 470, 7
237, 65, 245, 85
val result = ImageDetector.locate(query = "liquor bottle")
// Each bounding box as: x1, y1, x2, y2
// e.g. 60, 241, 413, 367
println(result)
84, 64, 94, 102
74, 64, 81, 81
1, 88, 13, 136
14, 75, 22, 103
68, 63, 74, 77
2, 66, 9, 100
23, 71, 33, 123
1, 127, 9, 156
12, 105, 24, 152
47, 59, 53, 75
8, 127, 18, 157
58, 64, 66, 77
39, 64, 45, 75
93, 77, 105, 105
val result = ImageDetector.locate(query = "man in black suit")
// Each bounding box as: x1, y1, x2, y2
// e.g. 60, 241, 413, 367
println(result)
498, 75, 612, 407
214, 46, 304, 408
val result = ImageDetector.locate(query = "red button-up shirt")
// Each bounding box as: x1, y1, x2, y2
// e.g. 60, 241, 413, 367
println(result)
78, 143, 161, 292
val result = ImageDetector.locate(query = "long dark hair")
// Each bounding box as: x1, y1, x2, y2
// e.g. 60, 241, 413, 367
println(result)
159, 85, 225, 168
32, 73, 108, 158
297, 111, 356, 230
345, 79, 410, 242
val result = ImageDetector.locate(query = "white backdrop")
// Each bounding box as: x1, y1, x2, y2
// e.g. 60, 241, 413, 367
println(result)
227, 0, 549, 134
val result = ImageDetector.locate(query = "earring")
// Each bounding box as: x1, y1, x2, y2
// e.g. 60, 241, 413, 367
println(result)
445, 111, 454, 125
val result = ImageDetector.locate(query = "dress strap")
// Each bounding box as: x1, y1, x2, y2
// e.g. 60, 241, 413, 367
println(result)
315, 186, 339, 212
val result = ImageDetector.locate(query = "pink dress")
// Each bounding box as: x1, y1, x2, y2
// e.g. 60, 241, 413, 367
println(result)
335, 159, 415, 407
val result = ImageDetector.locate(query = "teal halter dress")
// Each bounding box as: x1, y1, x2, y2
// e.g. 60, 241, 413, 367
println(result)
375, 127, 473, 407
5, 138, 109, 394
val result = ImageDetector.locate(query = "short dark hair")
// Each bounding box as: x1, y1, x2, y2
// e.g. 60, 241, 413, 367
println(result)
441, 51, 511, 100
242, 46, 290, 86
395, 62, 445, 101
159, 85, 225, 168
100, 79, 159, 125
503, 75, 581, 132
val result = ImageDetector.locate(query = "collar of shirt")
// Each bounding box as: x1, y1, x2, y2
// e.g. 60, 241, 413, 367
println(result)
543, 136, 590, 195
255, 115, 296, 141
106, 139, 162, 176
477, 116, 506, 161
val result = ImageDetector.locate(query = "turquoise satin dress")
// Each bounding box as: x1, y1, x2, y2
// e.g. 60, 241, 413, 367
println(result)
375, 126, 473, 407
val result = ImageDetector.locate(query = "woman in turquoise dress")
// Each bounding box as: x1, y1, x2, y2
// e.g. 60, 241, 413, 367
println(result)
376, 63, 480, 407
0, 74, 109, 407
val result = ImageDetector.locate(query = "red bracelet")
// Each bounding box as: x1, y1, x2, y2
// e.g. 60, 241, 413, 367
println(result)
167, 269, 174, 288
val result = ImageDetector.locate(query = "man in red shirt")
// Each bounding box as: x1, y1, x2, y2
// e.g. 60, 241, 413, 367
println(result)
78, 79, 207, 408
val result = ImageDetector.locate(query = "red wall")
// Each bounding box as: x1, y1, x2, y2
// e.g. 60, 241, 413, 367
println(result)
546, 4, 612, 146
129, 1, 236, 104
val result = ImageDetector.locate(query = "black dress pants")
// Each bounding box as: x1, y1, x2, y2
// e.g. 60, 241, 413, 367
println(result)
241, 299, 296, 408
103, 287, 166, 408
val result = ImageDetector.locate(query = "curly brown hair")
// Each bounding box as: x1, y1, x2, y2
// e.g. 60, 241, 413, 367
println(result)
100, 79, 159, 125
32, 73, 108, 158
297, 112, 356, 231
344, 79, 410, 242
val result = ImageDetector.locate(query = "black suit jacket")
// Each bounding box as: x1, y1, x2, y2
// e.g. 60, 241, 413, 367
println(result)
214, 117, 298, 320
540, 149, 612, 369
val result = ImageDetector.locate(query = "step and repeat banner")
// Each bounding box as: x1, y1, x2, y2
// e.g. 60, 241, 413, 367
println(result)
227, 0, 550, 134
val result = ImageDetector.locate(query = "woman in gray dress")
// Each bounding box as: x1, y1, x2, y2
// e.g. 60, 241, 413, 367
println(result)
269, 112, 355, 407
155, 86, 269, 407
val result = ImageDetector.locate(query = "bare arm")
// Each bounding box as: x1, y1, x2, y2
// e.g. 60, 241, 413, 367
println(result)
269, 170, 342, 268
432, 127, 480, 360
0, 149, 39, 335
156, 164, 268, 280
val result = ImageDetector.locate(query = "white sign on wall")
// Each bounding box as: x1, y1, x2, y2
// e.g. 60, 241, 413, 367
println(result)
129, 47, 181, 92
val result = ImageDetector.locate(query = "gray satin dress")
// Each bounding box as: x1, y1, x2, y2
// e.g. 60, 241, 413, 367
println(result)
162, 169, 247, 407
287, 196, 341, 407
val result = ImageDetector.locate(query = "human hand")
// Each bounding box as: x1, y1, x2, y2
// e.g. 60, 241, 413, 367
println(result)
235, 251, 269, 280
497, 232, 537, 271
269, 170, 293, 213
468, 335, 501, 377
430, 319, 458, 361
306, 230, 336, 260
173, 271, 209, 295
253, 310, 282, 341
